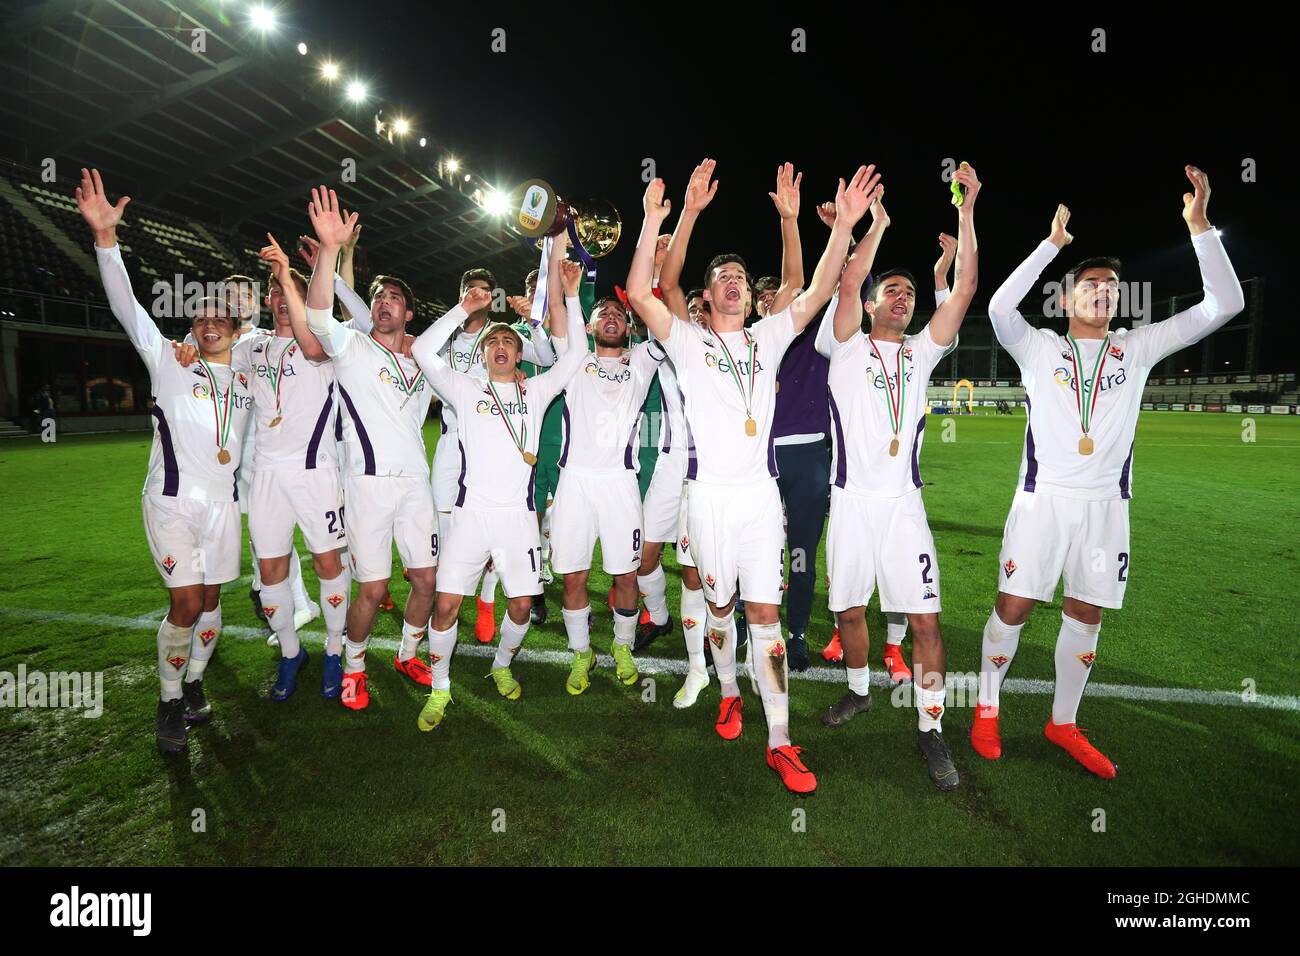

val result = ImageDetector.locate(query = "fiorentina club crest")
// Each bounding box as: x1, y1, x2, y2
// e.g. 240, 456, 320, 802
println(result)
924, 704, 944, 720
988, 654, 1011, 669
429, 653, 442, 664
263, 605, 279, 618
1003, 559, 1017, 578
167, 655, 186, 670
683, 618, 697, 630
238, 373, 248, 388
1108, 344, 1124, 360
162, 555, 176, 575
197, 628, 218, 647
705, 574, 715, 588
1077, 651, 1097, 668
708, 629, 725, 649
679, 536, 689, 550
326, 593, 344, 609
902, 346, 913, 361
767, 641, 785, 659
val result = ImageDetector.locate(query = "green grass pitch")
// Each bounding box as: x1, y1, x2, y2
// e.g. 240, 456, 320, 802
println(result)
1, 411, 1297, 866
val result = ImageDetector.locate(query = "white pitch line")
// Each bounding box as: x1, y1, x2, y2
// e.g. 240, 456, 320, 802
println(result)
0, 606, 1295, 712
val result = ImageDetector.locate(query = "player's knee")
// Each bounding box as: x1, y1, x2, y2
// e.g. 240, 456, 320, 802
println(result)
169, 590, 203, 625
202, 585, 221, 613
506, 597, 531, 624
909, 614, 941, 645
1062, 597, 1103, 626
745, 602, 778, 626
313, 550, 343, 580
835, 607, 865, 629
356, 581, 387, 604
407, 567, 436, 594
259, 555, 290, 586
995, 592, 1034, 626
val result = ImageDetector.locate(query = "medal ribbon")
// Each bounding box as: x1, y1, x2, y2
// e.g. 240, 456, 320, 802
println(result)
867, 337, 907, 439
715, 330, 756, 419
198, 356, 234, 452
267, 337, 295, 415
1066, 333, 1108, 437
367, 333, 425, 395
485, 379, 529, 455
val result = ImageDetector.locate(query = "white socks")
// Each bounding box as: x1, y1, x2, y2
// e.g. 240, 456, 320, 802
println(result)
261, 580, 298, 657
637, 565, 669, 626
399, 620, 424, 662
186, 605, 222, 680
480, 568, 498, 604
319, 568, 350, 656
847, 664, 870, 696
344, 635, 369, 675
428, 622, 457, 690
1052, 613, 1100, 725
681, 585, 707, 674
289, 550, 311, 612
749, 622, 790, 748
494, 615, 529, 670
613, 607, 637, 648
886, 612, 908, 646
706, 610, 740, 698
562, 606, 591, 653
978, 609, 1023, 711
156, 618, 194, 701
917, 686, 946, 732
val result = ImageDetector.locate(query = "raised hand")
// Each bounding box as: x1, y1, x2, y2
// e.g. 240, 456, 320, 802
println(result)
834, 164, 881, 228
560, 259, 583, 297
506, 294, 533, 320
934, 232, 957, 278
683, 158, 718, 213
1048, 203, 1073, 249
307, 185, 359, 247
643, 178, 672, 221
815, 201, 837, 229
953, 162, 981, 210
297, 234, 320, 270
867, 186, 890, 231
74, 168, 130, 238
171, 340, 199, 367
259, 233, 291, 285
653, 233, 672, 270
343, 222, 364, 253
1181, 165, 1211, 233
769, 162, 802, 220
460, 285, 492, 315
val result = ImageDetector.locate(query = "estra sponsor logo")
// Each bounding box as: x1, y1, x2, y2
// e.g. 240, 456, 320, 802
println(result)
474, 398, 528, 416
377, 367, 425, 395
584, 360, 631, 383
49, 885, 151, 936
703, 352, 764, 376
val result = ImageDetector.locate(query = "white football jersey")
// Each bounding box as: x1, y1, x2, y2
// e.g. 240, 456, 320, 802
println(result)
654, 356, 688, 462
438, 320, 554, 434
411, 297, 590, 510
660, 309, 798, 485
246, 333, 339, 472
828, 325, 956, 498
308, 308, 434, 480
95, 244, 254, 502
556, 339, 665, 475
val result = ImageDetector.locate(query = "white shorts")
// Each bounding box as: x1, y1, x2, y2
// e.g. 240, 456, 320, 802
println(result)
142, 495, 242, 588
343, 474, 437, 583
675, 490, 695, 568
437, 508, 541, 599
247, 468, 346, 558
997, 490, 1131, 609
686, 479, 785, 607
642, 451, 686, 543
826, 488, 941, 615
550, 470, 643, 575
431, 431, 463, 513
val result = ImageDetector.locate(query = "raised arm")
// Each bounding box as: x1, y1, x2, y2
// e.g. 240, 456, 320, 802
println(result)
659, 158, 717, 321
549, 258, 584, 346
626, 178, 678, 343
789, 164, 880, 332
988, 204, 1071, 349
934, 232, 956, 305
832, 189, 890, 343
304, 186, 359, 356
338, 222, 362, 291
75, 168, 164, 368
545, 232, 570, 333
769, 162, 805, 315
411, 286, 489, 394
531, 303, 591, 408
927, 163, 980, 347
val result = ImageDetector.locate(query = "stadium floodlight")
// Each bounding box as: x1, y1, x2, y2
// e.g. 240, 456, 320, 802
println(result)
297, 42, 308, 56
445, 158, 460, 173
394, 118, 411, 135
418, 137, 427, 147
483, 191, 509, 215
346, 80, 367, 103
250, 5, 276, 32
321, 61, 339, 81
463, 173, 471, 182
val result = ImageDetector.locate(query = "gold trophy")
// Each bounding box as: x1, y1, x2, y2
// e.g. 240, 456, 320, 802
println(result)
510, 178, 621, 259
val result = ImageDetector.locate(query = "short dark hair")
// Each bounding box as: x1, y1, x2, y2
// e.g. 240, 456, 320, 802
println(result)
754, 275, 780, 296
460, 267, 497, 296
268, 267, 308, 298
869, 268, 918, 302
704, 253, 753, 292
1063, 256, 1122, 290
191, 296, 235, 321
686, 288, 708, 305
592, 296, 628, 318
525, 269, 540, 288
368, 274, 417, 314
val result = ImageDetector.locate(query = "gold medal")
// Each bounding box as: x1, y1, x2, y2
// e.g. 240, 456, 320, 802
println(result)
745, 417, 757, 437
1078, 436, 1094, 455
269, 415, 282, 427
889, 437, 900, 457
522, 450, 538, 466
217, 448, 231, 465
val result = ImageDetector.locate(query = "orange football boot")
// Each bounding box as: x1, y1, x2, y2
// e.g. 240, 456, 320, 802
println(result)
715, 696, 743, 740
1045, 721, 1117, 779
766, 745, 817, 794
474, 597, 496, 643
340, 671, 369, 711
822, 627, 843, 663
393, 654, 432, 687
970, 703, 1002, 759
882, 643, 912, 684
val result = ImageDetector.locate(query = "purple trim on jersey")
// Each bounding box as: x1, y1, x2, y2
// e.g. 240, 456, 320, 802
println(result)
683, 406, 699, 481
305, 382, 335, 470
828, 391, 848, 489
1022, 395, 1038, 493
659, 392, 673, 454
150, 406, 180, 497
624, 393, 653, 470
526, 463, 537, 512
767, 426, 779, 478
334, 397, 344, 441
558, 404, 572, 469
909, 414, 926, 489
1119, 439, 1135, 499
337, 385, 376, 476
455, 436, 468, 507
